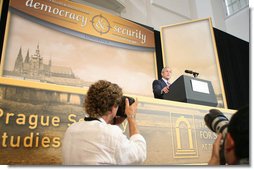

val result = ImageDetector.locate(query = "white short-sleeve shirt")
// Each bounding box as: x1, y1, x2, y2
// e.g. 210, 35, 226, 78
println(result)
62, 118, 146, 165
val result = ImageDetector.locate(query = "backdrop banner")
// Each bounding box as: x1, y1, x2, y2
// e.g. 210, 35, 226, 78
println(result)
1, 0, 157, 98
0, 78, 235, 164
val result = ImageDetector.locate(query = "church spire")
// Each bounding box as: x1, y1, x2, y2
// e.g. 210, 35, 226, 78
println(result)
18, 47, 22, 56
24, 49, 30, 63
14, 46, 23, 73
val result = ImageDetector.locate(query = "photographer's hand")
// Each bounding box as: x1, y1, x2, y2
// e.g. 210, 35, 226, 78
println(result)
208, 133, 222, 165
125, 98, 139, 137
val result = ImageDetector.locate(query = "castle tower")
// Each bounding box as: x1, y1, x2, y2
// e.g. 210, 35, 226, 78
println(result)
14, 47, 23, 73
30, 43, 43, 76
34, 43, 40, 58
48, 56, 52, 66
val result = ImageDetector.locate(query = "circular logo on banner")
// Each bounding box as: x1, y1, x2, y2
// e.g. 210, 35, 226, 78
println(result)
91, 14, 111, 35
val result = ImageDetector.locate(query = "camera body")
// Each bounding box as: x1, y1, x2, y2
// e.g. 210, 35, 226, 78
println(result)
116, 96, 135, 118
204, 109, 229, 165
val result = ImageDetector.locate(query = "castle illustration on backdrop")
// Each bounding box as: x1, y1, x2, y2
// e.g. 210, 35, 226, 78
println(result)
3, 44, 89, 87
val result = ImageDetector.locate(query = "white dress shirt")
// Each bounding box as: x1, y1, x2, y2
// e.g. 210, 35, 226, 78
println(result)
62, 118, 146, 165
162, 78, 170, 86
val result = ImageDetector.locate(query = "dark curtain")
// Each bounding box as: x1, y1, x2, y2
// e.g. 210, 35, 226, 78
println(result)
213, 28, 249, 110
0, 0, 10, 62
154, 30, 163, 79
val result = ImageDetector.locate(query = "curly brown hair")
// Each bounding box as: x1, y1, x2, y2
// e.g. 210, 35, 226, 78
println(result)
84, 80, 123, 118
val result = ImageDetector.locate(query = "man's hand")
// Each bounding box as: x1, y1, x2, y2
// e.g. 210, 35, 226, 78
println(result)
125, 98, 138, 118
161, 86, 169, 94
208, 133, 223, 165
125, 98, 139, 137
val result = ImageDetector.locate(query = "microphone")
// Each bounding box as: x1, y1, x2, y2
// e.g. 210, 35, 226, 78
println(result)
185, 70, 193, 74
185, 70, 199, 78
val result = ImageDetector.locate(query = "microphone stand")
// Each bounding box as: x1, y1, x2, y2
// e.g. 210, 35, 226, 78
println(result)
193, 73, 199, 78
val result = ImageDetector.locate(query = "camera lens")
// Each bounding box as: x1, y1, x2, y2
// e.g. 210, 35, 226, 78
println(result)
204, 109, 229, 138
204, 109, 229, 165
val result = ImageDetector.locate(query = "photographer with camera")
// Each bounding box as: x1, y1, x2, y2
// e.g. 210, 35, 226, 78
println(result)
207, 105, 249, 165
62, 80, 146, 165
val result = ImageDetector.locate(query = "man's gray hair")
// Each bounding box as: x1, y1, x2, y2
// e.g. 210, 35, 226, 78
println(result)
161, 66, 171, 74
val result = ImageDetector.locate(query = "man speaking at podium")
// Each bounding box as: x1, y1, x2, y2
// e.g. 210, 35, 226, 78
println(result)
152, 66, 172, 99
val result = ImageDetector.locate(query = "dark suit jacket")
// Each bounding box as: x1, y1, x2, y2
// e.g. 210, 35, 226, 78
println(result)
152, 79, 168, 99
